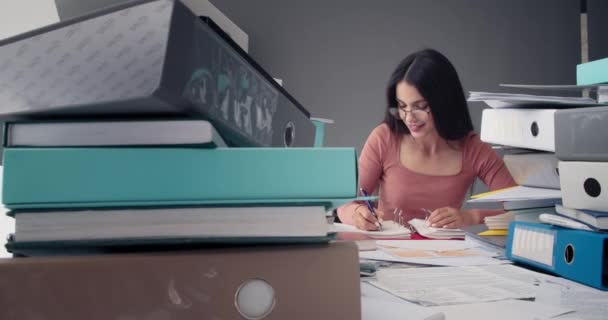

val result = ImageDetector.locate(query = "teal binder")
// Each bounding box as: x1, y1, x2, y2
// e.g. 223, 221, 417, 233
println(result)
576, 57, 608, 85
3, 147, 357, 209
506, 221, 608, 290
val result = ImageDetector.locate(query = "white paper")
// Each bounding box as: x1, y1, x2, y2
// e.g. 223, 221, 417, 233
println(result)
428, 300, 574, 320
376, 240, 476, 251
361, 282, 445, 320
377, 240, 498, 260
468, 91, 597, 106
0, 166, 12, 258
369, 265, 538, 306
500, 83, 606, 91
536, 280, 608, 320
469, 186, 562, 202
359, 250, 508, 267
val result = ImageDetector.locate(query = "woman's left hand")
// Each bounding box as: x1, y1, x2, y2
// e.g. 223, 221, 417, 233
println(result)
427, 207, 475, 229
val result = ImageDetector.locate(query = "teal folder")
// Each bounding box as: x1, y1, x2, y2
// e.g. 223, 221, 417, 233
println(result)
3, 147, 357, 209
576, 57, 608, 85
506, 221, 608, 291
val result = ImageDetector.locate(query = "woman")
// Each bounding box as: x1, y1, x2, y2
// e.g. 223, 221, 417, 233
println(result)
338, 49, 516, 231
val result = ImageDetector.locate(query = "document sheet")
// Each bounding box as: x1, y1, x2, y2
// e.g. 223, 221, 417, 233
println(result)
536, 279, 608, 320
369, 265, 540, 306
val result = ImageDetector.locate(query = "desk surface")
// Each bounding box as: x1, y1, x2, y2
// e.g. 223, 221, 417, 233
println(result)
360, 242, 608, 320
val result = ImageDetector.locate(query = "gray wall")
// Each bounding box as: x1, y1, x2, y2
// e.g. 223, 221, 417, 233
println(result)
588, 0, 608, 61
212, 0, 580, 151
208, 0, 581, 152
56, 0, 582, 152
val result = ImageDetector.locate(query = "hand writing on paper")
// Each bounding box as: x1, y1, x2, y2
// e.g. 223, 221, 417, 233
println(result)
352, 205, 385, 231
427, 207, 475, 229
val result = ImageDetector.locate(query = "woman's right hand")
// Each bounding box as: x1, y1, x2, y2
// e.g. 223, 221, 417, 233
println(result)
352, 204, 384, 231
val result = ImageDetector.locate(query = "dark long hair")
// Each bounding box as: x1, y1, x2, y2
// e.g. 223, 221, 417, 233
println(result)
383, 49, 473, 140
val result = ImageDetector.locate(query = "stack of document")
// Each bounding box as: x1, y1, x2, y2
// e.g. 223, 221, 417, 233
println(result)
468, 91, 598, 109
484, 211, 514, 230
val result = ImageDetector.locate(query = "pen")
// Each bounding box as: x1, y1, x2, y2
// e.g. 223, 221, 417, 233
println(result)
359, 188, 383, 230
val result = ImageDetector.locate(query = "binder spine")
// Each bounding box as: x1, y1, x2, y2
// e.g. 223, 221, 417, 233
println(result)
503, 153, 560, 189
508, 223, 556, 269
559, 161, 608, 212
507, 221, 608, 291
480, 109, 556, 151
555, 107, 608, 161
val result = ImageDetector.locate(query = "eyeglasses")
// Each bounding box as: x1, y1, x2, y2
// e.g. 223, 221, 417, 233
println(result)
388, 105, 431, 120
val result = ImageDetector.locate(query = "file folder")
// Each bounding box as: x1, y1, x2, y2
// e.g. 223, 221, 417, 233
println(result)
503, 152, 560, 189
0, 0, 315, 147
2, 147, 357, 209
0, 242, 362, 319
480, 109, 556, 151
506, 221, 608, 290
559, 161, 608, 212
577, 57, 608, 85
555, 107, 608, 161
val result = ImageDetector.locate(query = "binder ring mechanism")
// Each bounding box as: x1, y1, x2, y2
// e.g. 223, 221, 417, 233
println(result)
530, 121, 539, 137
284, 121, 295, 147
234, 278, 276, 319
564, 244, 575, 265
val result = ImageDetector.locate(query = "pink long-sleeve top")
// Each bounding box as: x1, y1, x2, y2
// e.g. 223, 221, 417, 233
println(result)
338, 124, 516, 225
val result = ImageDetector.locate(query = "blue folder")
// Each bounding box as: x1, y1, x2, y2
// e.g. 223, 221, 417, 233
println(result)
506, 221, 608, 290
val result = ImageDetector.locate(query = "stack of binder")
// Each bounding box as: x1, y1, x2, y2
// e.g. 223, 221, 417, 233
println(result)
555, 58, 608, 227
470, 102, 568, 224
555, 106, 608, 229
0, 0, 360, 255
0, 1, 363, 318
503, 57, 608, 291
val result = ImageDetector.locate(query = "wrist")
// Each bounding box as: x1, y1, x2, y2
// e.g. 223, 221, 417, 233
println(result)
463, 210, 481, 225
349, 204, 364, 224
353, 204, 364, 216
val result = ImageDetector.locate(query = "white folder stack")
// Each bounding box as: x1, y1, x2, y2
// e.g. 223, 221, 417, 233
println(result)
556, 107, 608, 217
468, 90, 588, 224
470, 86, 608, 231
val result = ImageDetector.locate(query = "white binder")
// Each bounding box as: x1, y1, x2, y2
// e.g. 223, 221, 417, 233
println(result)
559, 161, 608, 212
480, 109, 556, 151
503, 153, 560, 189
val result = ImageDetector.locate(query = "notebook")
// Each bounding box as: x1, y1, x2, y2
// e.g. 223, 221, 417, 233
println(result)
408, 219, 465, 239
4, 120, 226, 147
331, 221, 411, 239
11, 205, 329, 242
